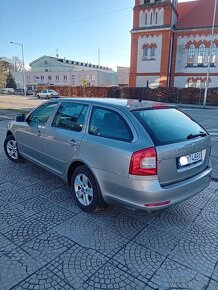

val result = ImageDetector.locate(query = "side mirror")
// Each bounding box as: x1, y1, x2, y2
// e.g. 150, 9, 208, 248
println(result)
16, 113, 26, 122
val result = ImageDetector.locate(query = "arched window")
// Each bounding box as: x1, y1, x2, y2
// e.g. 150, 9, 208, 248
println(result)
155, 12, 158, 24
210, 43, 216, 65
150, 13, 153, 25
150, 45, 156, 58
143, 46, 148, 59
198, 44, 206, 65
196, 79, 201, 88
145, 14, 147, 25
188, 79, 194, 87
187, 44, 195, 66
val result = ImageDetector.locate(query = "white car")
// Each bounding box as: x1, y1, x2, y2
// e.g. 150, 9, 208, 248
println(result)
36, 89, 59, 99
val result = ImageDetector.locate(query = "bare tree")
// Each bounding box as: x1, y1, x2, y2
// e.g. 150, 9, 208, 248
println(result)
11, 56, 24, 71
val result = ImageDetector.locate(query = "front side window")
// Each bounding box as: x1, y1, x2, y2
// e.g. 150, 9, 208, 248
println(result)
52, 102, 88, 132
89, 107, 133, 142
187, 44, 195, 65
27, 102, 58, 126
198, 44, 206, 64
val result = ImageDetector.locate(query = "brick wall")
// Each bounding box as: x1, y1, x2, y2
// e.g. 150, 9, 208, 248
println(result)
37, 85, 218, 105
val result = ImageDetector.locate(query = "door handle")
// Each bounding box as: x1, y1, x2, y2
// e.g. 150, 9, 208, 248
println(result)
69, 139, 79, 146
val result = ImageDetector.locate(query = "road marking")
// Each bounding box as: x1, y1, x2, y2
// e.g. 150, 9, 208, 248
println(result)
208, 129, 218, 135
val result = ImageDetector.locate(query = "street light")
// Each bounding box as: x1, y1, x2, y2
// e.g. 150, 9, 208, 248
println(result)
203, 0, 217, 106
9, 41, 25, 94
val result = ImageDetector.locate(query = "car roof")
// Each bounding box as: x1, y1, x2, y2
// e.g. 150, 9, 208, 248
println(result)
51, 98, 176, 111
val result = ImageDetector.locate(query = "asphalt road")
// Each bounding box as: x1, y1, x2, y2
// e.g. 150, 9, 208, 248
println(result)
181, 108, 218, 180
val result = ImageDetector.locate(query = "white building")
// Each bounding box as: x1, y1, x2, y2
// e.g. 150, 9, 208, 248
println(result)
117, 66, 130, 87
13, 55, 117, 90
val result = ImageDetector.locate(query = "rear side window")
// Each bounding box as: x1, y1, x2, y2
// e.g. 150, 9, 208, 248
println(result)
132, 108, 206, 145
89, 107, 133, 142
52, 102, 88, 132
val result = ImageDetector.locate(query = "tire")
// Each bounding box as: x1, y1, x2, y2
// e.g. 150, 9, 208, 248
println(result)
71, 165, 106, 212
37, 95, 40, 99
46, 95, 49, 99
4, 135, 24, 163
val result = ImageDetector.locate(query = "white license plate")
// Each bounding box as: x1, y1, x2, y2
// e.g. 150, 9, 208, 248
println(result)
178, 151, 202, 168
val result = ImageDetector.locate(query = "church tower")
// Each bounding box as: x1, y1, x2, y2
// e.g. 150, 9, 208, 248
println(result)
129, 0, 178, 87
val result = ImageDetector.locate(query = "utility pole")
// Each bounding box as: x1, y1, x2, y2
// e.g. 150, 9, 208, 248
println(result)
98, 47, 100, 66
10, 42, 25, 93
203, 0, 217, 106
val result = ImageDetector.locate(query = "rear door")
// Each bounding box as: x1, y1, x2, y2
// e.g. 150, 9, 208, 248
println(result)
132, 108, 211, 186
41, 102, 88, 175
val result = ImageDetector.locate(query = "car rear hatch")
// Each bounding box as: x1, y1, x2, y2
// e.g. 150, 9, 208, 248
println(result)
131, 107, 211, 186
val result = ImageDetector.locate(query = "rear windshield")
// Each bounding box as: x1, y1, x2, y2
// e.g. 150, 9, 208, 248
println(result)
131, 108, 207, 146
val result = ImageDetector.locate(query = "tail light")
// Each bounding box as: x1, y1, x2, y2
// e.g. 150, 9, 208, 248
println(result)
129, 147, 157, 176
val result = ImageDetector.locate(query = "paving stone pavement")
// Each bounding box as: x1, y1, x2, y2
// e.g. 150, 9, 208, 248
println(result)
0, 121, 218, 290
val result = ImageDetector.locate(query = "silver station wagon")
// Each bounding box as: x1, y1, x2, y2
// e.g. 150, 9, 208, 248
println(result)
4, 98, 212, 212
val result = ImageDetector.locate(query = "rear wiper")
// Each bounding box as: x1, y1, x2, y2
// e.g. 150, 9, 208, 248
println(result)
187, 132, 207, 140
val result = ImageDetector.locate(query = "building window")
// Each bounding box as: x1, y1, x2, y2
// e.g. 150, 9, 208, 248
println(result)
155, 12, 158, 24
150, 45, 156, 58
144, 0, 150, 3
48, 76, 52, 81
198, 44, 206, 65
187, 44, 195, 66
145, 14, 147, 25
188, 80, 194, 87
143, 46, 148, 59
56, 76, 59, 81
150, 13, 153, 25
63, 75, 67, 81
210, 43, 216, 65
45, 60, 48, 65
196, 80, 201, 88
41, 76, 44, 80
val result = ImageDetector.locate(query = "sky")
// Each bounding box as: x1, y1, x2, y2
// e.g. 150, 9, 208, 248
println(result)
0, 0, 193, 70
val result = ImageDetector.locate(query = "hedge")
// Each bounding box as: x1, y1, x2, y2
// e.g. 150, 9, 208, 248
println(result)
37, 85, 218, 105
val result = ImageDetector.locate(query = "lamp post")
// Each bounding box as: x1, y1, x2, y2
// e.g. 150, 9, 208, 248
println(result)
203, 0, 217, 106
9, 41, 25, 94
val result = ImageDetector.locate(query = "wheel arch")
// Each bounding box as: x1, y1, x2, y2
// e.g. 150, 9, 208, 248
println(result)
6, 131, 13, 137
67, 160, 86, 185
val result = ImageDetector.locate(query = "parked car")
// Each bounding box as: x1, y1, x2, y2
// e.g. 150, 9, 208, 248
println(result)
4, 98, 212, 212
26, 89, 33, 95
36, 89, 59, 99
15, 89, 25, 95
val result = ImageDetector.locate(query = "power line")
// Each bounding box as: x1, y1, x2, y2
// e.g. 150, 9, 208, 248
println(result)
17, 7, 132, 36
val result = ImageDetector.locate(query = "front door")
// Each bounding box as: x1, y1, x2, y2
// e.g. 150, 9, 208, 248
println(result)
41, 102, 88, 175
15, 102, 58, 163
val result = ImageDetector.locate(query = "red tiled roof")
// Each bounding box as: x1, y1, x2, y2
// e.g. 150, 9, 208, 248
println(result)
176, 0, 218, 29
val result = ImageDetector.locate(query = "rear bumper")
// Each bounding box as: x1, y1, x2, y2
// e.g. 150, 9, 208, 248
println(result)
95, 166, 212, 211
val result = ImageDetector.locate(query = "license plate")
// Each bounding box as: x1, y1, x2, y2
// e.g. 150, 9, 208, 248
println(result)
178, 151, 202, 169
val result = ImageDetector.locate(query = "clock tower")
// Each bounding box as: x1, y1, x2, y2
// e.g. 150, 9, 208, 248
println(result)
129, 0, 178, 87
